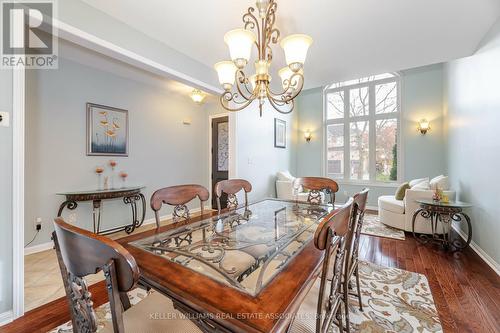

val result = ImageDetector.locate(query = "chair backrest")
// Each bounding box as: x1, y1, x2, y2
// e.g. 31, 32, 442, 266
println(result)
214, 179, 252, 213
348, 188, 370, 277
312, 198, 358, 333
293, 177, 339, 205
150, 184, 209, 227
53, 218, 139, 333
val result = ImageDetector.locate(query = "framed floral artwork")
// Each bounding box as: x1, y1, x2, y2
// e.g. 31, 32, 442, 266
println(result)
86, 103, 129, 156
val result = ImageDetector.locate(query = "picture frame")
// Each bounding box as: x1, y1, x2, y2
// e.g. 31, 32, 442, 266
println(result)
86, 103, 129, 156
274, 118, 286, 148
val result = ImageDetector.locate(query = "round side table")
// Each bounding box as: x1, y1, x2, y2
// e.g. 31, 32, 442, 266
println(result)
412, 199, 472, 251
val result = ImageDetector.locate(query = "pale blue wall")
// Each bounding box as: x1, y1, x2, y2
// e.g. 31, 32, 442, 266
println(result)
444, 18, 500, 265
295, 64, 447, 206
25, 50, 219, 247
0, 69, 13, 315
235, 101, 298, 200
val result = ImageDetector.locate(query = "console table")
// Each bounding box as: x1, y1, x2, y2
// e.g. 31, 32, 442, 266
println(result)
412, 199, 472, 251
57, 186, 146, 235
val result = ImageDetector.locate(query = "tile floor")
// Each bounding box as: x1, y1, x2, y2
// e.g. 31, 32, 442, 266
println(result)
24, 211, 212, 311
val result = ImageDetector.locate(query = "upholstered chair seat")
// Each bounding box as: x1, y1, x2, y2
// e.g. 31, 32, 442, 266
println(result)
101, 291, 200, 333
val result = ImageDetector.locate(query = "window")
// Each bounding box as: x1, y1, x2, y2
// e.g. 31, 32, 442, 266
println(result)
324, 73, 400, 183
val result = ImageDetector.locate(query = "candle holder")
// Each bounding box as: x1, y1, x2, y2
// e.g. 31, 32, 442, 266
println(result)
119, 171, 128, 188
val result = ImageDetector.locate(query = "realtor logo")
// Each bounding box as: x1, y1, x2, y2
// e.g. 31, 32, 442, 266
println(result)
1, 0, 57, 68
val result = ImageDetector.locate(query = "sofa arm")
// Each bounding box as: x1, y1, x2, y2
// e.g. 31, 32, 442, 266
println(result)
276, 180, 293, 200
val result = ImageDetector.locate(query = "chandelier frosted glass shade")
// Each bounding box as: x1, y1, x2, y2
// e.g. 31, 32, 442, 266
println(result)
224, 29, 256, 68
214, 0, 312, 116
214, 61, 238, 90
280, 34, 313, 71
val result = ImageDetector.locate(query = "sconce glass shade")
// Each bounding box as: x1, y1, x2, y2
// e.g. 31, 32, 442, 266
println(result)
214, 61, 238, 90
278, 66, 303, 90
224, 29, 256, 68
418, 119, 430, 134
280, 34, 313, 71
190, 89, 205, 104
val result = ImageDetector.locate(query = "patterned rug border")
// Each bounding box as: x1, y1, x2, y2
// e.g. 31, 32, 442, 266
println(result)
361, 214, 406, 241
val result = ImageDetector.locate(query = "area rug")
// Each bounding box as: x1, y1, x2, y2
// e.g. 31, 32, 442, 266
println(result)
334, 261, 442, 332
50, 261, 441, 333
361, 214, 405, 240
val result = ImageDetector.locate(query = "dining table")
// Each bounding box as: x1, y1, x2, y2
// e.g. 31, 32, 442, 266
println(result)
118, 198, 336, 333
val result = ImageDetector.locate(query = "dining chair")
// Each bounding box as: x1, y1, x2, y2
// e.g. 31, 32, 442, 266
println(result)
347, 188, 369, 311
293, 177, 339, 205
150, 184, 209, 228
290, 197, 358, 333
52, 218, 201, 333
214, 179, 252, 213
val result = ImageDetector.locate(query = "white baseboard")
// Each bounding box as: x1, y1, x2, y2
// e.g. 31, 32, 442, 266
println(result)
0, 310, 14, 326
452, 224, 500, 276
366, 205, 379, 211
24, 208, 207, 256
24, 240, 54, 256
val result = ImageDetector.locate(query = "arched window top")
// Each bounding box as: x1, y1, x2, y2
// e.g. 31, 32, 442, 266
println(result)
325, 72, 399, 90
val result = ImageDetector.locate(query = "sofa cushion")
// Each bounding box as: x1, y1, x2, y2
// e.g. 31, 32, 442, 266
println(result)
430, 175, 450, 190
394, 182, 411, 200
409, 177, 429, 188
378, 195, 405, 214
277, 170, 294, 181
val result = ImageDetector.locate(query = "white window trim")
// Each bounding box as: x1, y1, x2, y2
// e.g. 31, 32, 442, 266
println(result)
322, 74, 403, 186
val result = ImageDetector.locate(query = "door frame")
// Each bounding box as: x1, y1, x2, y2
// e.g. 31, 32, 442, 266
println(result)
208, 113, 236, 207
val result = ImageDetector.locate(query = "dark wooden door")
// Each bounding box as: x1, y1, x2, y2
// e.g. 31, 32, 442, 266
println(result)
211, 116, 229, 209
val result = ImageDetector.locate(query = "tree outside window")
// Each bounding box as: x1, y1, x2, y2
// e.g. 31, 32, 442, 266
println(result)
324, 73, 400, 183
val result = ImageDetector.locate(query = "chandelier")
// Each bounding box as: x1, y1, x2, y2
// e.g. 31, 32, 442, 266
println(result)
214, 0, 313, 116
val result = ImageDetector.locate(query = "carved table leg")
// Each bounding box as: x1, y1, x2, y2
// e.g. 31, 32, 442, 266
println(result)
93, 200, 102, 234
57, 200, 78, 217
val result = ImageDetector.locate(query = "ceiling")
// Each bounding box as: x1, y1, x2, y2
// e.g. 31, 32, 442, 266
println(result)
81, 0, 500, 89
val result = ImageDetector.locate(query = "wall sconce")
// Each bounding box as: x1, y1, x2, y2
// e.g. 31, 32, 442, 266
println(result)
190, 89, 206, 104
304, 130, 312, 142
417, 119, 430, 134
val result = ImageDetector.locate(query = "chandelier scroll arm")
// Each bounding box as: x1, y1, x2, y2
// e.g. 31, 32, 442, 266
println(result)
242, 6, 262, 59
219, 92, 257, 113
235, 69, 257, 101
266, 72, 305, 103
266, 91, 295, 114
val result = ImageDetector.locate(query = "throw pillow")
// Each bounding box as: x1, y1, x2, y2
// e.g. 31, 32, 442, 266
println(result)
409, 177, 429, 188
395, 182, 410, 200
430, 175, 450, 190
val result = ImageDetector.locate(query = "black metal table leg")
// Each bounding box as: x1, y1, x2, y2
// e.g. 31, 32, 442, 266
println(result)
57, 200, 78, 217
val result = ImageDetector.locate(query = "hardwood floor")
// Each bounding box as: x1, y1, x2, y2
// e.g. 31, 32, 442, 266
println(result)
2, 230, 499, 333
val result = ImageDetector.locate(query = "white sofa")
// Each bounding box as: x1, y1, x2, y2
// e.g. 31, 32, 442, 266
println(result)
275, 171, 325, 203
379, 188, 455, 234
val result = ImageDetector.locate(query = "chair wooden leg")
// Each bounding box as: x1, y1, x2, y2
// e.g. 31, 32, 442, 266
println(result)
355, 265, 363, 311
343, 280, 350, 333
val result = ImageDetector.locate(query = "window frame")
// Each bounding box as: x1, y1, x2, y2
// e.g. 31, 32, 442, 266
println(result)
322, 74, 403, 186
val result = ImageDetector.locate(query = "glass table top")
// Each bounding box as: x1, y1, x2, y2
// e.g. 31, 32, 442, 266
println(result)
130, 199, 334, 296
417, 199, 472, 208
57, 186, 145, 196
